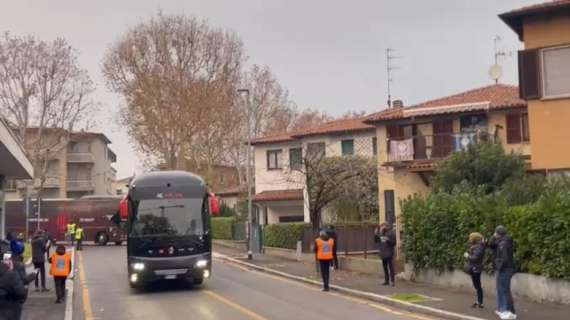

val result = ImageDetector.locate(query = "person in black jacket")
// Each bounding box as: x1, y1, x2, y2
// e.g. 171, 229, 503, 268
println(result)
488, 225, 516, 320
374, 222, 397, 286
464, 232, 486, 308
1, 253, 28, 320
31, 230, 49, 292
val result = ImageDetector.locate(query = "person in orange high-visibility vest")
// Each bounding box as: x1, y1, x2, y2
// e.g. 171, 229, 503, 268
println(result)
314, 230, 335, 292
49, 244, 72, 304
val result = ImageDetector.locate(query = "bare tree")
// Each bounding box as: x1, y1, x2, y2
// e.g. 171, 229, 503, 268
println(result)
0, 33, 97, 198
103, 13, 244, 170
289, 108, 332, 132
225, 64, 295, 184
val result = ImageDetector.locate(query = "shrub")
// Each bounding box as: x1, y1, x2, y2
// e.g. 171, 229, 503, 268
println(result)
432, 142, 525, 194
219, 203, 237, 217
263, 223, 310, 249
211, 217, 235, 240
402, 183, 570, 279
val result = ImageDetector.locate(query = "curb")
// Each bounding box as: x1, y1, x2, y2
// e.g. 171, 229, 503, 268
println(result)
213, 253, 487, 320
64, 247, 75, 320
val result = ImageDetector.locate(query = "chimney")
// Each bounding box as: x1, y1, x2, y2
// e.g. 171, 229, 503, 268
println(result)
393, 100, 404, 108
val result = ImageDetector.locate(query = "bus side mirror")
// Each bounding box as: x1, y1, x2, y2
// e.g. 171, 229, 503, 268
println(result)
210, 196, 220, 216
119, 197, 129, 221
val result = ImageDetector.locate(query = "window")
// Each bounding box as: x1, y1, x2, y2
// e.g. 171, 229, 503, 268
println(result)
542, 46, 570, 98
341, 139, 354, 156
68, 141, 90, 153
506, 113, 530, 144
372, 137, 378, 155
384, 190, 395, 225
5, 179, 18, 191
279, 216, 304, 223
518, 49, 541, 99
289, 148, 302, 170
460, 114, 487, 133
266, 149, 282, 170
306, 142, 325, 160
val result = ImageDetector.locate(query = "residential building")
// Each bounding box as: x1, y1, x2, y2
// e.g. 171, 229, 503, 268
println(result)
364, 84, 529, 253
6, 130, 117, 199
113, 176, 133, 195
251, 118, 377, 224
0, 117, 33, 238
500, 0, 570, 173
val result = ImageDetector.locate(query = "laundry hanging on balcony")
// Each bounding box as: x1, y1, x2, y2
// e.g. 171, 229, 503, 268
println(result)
453, 132, 477, 151
390, 138, 414, 161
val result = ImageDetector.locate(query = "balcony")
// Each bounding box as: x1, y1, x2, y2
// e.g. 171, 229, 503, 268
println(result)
33, 177, 60, 189
66, 180, 95, 191
67, 152, 94, 163
386, 131, 493, 164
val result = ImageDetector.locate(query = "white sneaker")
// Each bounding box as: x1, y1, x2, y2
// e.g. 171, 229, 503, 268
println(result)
505, 312, 517, 320
495, 311, 509, 320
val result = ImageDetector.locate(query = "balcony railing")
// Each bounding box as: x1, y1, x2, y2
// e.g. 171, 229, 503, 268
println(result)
67, 152, 95, 163
386, 131, 494, 163
33, 177, 60, 189
66, 180, 95, 191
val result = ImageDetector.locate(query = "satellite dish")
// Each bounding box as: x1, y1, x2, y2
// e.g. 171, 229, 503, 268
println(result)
488, 64, 503, 82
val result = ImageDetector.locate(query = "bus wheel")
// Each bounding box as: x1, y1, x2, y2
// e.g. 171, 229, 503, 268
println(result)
96, 232, 108, 246
114, 241, 122, 246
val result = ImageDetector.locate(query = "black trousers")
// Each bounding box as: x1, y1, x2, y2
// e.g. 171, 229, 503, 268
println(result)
33, 262, 46, 289
54, 277, 67, 301
76, 239, 82, 251
471, 272, 483, 305
319, 260, 332, 289
70, 233, 75, 245
382, 257, 395, 283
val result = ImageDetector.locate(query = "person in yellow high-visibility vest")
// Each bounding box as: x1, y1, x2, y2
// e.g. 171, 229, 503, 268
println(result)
314, 230, 335, 292
66, 222, 76, 245
75, 226, 84, 251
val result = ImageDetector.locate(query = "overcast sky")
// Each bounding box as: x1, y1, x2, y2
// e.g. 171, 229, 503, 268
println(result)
0, 0, 538, 178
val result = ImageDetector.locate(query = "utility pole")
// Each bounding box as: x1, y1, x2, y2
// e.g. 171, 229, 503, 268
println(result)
238, 88, 253, 260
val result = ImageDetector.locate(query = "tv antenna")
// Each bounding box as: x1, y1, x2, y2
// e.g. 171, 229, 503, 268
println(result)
386, 48, 402, 108
488, 36, 510, 84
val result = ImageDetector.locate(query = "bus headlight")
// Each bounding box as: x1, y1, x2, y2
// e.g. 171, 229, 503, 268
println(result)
130, 273, 138, 283
203, 270, 210, 278
196, 260, 208, 268
132, 263, 145, 271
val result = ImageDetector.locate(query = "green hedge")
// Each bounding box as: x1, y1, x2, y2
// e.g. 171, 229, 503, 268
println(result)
212, 217, 236, 240
402, 185, 570, 279
264, 223, 310, 249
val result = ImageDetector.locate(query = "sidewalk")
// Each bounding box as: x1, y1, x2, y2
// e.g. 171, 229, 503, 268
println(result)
21, 266, 65, 320
214, 244, 567, 320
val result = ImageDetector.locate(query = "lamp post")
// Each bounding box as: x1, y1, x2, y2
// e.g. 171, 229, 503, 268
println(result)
238, 88, 253, 260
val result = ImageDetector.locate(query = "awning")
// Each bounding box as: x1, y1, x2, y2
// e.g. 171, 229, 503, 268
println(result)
0, 118, 33, 179
253, 189, 303, 202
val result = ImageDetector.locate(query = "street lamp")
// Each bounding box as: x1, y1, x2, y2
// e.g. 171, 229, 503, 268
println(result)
238, 88, 253, 260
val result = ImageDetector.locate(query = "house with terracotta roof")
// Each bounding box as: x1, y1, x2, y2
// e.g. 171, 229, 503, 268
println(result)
500, 0, 570, 173
251, 117, 377, 224
364, 84, 530, 251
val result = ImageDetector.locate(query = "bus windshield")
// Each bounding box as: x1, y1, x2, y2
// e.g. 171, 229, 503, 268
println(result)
130, 198, 204, 237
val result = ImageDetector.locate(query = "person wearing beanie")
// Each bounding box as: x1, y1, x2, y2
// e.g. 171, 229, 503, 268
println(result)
489, 225, 516, 320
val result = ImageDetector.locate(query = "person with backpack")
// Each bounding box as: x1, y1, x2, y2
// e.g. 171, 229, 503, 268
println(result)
49, 244, 72, 304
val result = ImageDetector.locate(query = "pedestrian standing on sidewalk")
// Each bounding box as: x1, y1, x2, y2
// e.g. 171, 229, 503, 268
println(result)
326, 225, 339, 270
464, 232, 485, 308
374, 222, 397, 286
75, 225, 84, 251
48, 244, 72, 304
489, 225, 517, 320
314, 230, 335, 292
31, 230, 49, 292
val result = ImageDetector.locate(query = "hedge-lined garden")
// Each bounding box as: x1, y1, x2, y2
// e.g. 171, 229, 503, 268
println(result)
212, 217, 236, 240
263, 223, 309, 249
403, 142, 570, 280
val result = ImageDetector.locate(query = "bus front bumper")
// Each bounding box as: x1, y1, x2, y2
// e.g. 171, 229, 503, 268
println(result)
128, 253, 211, 284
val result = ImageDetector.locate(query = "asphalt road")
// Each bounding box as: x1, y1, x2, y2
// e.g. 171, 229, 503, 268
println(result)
73, 246, 433, 320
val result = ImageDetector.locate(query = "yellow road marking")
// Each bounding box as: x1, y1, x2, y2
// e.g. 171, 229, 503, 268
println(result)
216, 258, 435, 320
78, 251, 94, 320
204, 289, 269, 320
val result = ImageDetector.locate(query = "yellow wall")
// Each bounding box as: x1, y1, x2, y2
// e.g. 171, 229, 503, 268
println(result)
522, 13, 570, 170
488, 111, 531, 156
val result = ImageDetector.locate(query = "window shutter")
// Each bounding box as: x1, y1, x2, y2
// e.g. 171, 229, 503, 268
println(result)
518, 49, 541, 99
506, 114, 522, 144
